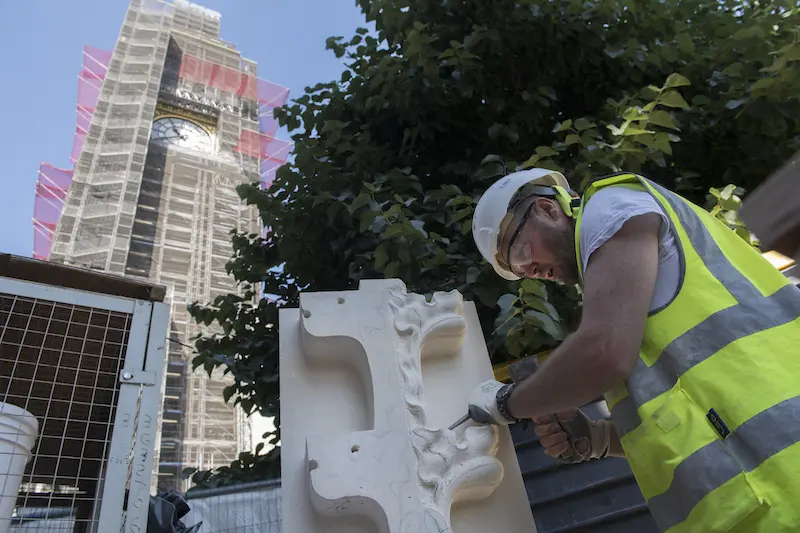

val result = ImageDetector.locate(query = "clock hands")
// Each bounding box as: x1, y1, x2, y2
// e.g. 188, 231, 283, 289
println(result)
156, 133, 188, 141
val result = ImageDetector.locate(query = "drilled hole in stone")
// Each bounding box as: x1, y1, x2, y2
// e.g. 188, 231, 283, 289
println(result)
337, 297, 345, 304
308, 459, 319, 471
351, 445, 361, 453
303, 310, 311, 318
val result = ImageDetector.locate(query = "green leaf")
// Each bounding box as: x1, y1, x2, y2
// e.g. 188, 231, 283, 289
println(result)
623, 107, 646, 122
731, 26, 764, 41
520, 278, 547, 297
519, 154, 540, 169
383, 223, 406, 238
452, 207, 473, 222
653, 132, 673, 155
574, 118, 594, 131
676, 34, 694, 53
719, 184, 737, 200
446, 195, 474, 208
553, 119, 572, 132
349, 192, 371, 214
535, 146, 559, 157
474, 161, 506, 181
488, 123, 504, 139
722, 63, 743, 77
649, 110, 680, 130
374, 242, 390, 268
659, 90, 690, 109
523, 310, 565, 340
522, 295, 560, 320
719, 196, 742, 211
664, 73, 691, 88
725, 100, 746, 110
359, 210, 377, 232
480, 154, 504, 164
642, 85, 662, 99
622, 126, 653, 136
565, 133, 581, 145
750, 77, 776, 93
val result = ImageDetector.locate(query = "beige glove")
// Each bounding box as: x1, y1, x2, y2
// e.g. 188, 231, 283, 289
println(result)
532, 409, 611, 463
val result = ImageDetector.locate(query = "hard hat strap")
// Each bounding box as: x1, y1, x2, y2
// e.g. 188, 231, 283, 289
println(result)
551, 186, 581, 219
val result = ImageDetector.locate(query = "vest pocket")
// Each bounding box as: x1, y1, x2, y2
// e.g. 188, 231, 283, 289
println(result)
623, 387, 765, 532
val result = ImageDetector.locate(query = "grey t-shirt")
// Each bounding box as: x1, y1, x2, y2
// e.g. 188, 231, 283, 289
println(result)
579, 186, 681, 312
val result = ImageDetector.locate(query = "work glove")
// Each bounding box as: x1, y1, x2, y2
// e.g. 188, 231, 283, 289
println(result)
532, 409, 611, 464
466, 379, 519, 426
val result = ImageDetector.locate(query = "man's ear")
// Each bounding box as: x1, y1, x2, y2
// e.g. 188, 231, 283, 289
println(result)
534, 197, 562, 221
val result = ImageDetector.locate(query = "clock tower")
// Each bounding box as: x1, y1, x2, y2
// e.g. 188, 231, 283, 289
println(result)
45, 0, 290, 490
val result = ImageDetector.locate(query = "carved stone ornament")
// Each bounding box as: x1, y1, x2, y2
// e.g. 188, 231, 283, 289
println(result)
279, 279, 536, 533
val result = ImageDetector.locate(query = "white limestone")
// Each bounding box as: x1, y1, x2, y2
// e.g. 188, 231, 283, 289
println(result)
280, 279, 536, 533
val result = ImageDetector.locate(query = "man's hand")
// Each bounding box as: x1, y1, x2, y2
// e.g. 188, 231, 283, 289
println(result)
466, 380, 517, 426
532, 409, 611, 463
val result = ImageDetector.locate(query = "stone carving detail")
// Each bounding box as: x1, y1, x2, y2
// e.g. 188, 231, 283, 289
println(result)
280, 279, 536, 533
389, 285, 505, 523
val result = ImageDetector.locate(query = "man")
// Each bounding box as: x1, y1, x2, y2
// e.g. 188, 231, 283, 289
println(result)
464, 168, 800, 532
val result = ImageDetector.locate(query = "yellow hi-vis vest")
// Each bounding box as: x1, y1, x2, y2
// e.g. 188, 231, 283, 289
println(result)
575, 173, 800, 533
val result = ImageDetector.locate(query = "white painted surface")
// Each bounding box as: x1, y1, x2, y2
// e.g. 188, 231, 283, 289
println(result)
280, 279, 535, 533
0, 404, 39, 533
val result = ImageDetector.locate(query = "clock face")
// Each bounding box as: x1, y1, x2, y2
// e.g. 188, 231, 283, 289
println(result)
151, 117, 213, 153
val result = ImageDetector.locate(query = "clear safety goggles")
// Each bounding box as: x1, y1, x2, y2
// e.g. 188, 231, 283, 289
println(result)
495, 194, 539, 278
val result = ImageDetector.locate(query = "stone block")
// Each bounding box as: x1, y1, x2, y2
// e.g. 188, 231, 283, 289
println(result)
280, 279, 535, 532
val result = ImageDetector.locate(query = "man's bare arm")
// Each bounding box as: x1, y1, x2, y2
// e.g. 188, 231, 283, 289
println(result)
506, 213, 661, 419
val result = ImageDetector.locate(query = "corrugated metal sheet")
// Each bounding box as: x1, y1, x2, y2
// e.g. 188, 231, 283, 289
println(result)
510, 402, 659, 533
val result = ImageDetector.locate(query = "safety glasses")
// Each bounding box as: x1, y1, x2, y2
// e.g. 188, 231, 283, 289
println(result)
495, 198, 537, 278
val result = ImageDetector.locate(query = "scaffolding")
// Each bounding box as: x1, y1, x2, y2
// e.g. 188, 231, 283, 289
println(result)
38, 0, 292, 491
72, 47, 113, 166
32, 165, 73, 261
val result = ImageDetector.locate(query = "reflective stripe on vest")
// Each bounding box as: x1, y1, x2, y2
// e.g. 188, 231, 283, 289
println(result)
576, 173, 800, 532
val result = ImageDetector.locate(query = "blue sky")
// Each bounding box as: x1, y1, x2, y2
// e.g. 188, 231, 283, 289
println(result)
0, 0, 366, 257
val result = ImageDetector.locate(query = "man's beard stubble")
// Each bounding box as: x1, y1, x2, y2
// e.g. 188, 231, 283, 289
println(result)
545, 224, 580, 285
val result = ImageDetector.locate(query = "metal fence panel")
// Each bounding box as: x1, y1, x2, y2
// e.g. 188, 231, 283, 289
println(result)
184, 480, 281, 533
0, 277, 168, 533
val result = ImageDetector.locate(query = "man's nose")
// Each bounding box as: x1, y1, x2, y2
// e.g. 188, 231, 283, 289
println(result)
524, 263, 542, 279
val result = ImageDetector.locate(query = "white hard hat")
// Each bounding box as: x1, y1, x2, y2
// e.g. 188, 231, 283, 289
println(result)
472, 168, 570, 280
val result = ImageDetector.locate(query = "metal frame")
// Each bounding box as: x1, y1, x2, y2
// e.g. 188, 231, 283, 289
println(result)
0, 276, 136, 314
0, 275, 169, 533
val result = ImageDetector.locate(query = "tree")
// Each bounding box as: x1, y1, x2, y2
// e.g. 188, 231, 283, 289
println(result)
186, 0, 800, 488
